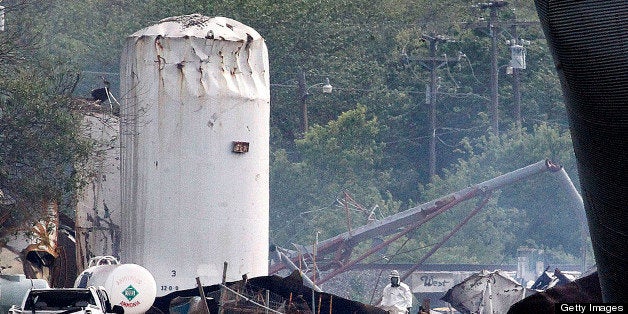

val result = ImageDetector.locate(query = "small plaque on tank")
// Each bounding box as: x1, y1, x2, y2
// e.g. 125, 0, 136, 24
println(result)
232, 141, 249, 153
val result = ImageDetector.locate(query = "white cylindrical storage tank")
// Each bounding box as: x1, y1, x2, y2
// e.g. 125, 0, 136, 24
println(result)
75, 261, 156, 314
119, 14, 269, 296
0, 274, 49, 314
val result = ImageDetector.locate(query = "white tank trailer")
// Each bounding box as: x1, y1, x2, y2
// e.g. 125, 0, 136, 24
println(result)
75, 256, 156, 314
0, 274, 49, 314
119, 14, 270, 296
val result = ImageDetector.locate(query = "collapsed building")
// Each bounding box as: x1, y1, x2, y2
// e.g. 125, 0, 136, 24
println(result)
152, 270, 386, 314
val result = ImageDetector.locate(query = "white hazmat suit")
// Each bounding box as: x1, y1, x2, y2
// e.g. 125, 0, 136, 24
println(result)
379, 270, 413, 314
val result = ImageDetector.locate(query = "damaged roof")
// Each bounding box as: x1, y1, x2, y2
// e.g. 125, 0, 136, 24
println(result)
129, 14, 262, 42
152, 271, 387, 314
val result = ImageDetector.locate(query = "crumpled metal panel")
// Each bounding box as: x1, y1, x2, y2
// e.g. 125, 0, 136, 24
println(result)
441, 270, 527, 314
125, 14, 268, 101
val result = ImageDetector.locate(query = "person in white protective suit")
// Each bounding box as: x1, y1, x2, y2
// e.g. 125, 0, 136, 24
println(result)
379, 270, 413, 314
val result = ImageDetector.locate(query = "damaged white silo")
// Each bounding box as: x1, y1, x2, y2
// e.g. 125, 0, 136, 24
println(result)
119, 14, 269, 296
76, 111, 121, 269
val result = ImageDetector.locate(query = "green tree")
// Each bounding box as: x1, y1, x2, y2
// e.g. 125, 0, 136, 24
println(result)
0, 68, 92, 239
271, 105, 399, 244
396, 124, 584, 264
0, 1, 92, 241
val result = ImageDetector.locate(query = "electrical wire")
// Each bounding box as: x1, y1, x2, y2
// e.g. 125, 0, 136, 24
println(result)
443, 53, 460, 90
381, 124, 486, 145
463, 56, 483, 85
437, 135, 460, 148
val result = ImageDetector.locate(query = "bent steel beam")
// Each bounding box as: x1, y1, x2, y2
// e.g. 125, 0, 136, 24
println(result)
271, 160, 566, 278
316, 160, 555, 257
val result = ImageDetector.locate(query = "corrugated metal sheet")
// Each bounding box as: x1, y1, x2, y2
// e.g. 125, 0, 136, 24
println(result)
534, 0, 628, 302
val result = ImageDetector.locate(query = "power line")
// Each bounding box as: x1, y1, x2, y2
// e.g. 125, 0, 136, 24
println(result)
82, 71, 119, 76
465, 1, 539, 136
402, 33, 458, 181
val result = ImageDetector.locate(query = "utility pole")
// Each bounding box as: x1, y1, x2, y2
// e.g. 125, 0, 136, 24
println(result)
469, 2, 537, 135
404, 34, 453, 181
296, 71, 332, 135
511, 24, 522, 131
507, 23, 532, 132
481, 1, 509, 136
489, 5, 499, 135
422, 34, 452, 181
298, 70, 309, 134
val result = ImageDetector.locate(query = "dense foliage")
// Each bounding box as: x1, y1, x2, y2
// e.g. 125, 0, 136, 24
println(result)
1, 0, 590, 265
0, 1, 92, 241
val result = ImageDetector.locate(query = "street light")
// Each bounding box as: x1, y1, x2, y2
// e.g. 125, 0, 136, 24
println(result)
321, 77, 333, 94
298, 72, 333, 134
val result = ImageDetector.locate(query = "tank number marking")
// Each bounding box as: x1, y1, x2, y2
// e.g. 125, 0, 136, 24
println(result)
171, 270, 177, 277
160, 285, 179, 291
